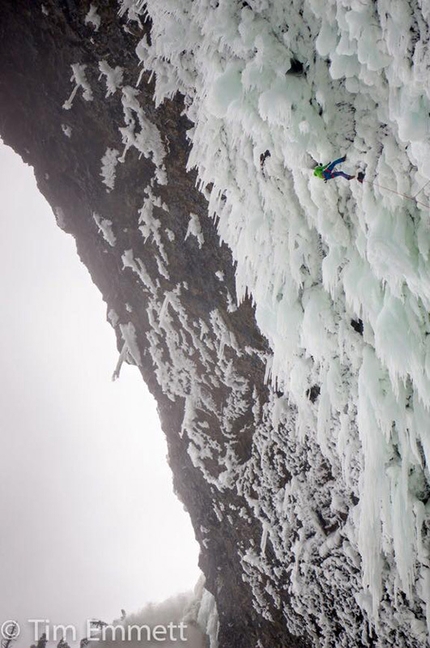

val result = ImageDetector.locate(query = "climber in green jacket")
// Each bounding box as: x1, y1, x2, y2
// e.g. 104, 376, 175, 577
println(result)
314, 156, 355, 182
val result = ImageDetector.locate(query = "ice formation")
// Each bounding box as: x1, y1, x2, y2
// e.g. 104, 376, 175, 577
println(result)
127, 0, 430, 641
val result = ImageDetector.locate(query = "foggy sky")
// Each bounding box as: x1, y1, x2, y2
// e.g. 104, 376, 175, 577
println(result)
0, 142, 200, 648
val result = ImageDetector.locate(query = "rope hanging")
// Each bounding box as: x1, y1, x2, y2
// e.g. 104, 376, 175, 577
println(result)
359, 176, 430, 210
413, 178, 430, 200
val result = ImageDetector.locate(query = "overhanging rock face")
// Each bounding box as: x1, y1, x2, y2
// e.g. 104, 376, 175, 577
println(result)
1, 3, 428, 648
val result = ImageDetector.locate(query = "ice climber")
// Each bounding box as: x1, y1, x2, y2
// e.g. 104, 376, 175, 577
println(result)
313, 156, 355, 182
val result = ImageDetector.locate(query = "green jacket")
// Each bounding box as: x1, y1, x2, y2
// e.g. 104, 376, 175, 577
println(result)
313, 163, 329, 179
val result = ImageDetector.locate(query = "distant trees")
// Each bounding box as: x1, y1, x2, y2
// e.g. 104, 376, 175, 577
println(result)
29, 618, 109, 648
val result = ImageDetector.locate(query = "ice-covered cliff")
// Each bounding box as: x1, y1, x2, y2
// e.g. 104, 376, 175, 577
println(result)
1, 1, 430, 647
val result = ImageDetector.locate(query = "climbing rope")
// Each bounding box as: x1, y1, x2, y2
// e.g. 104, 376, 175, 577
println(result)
413, 178, 430, 200
359, 176, 430, 210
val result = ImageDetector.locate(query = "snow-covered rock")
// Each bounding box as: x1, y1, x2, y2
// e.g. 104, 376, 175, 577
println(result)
1, 1, 429, 647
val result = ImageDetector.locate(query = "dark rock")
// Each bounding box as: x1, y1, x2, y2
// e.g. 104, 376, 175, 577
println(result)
350, 318, 364, 335
288, 58, 305, 75
306, 385, 320, 403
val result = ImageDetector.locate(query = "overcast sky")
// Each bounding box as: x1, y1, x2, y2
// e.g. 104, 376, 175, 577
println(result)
0, 142, 200, 647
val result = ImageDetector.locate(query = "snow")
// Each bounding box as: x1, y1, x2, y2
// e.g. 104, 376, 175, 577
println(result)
118, 86, 167, 184
100, 147, 120, 191
78, 0, 430, 644
107, 308, 119, 328
62, 63, 93, 110
98, 60, 124, 97
93, 212, 116, 247
122, 248, 158, 293
118, 0, 144, 26
165, 228, 175, 242
196, 586, 219, 648
61, 124, 72, 138
185, 213, 204, 248
119, 322, 142, 368
84, 4, 101, 31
